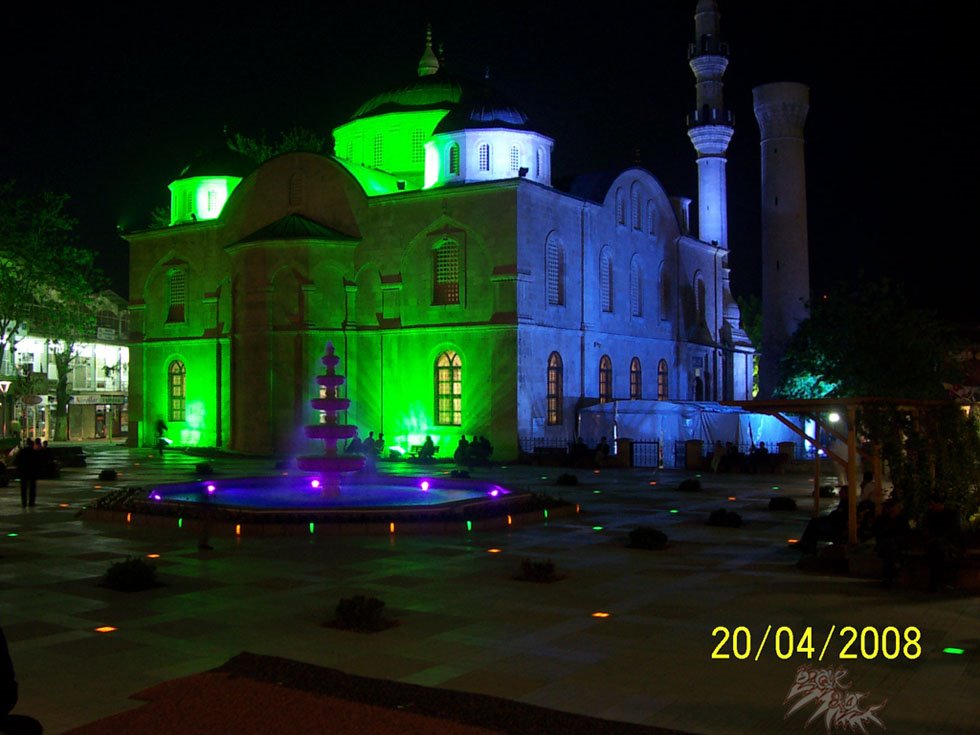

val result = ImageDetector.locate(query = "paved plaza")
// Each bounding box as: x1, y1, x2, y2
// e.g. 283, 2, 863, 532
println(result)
1, 445, 977, 734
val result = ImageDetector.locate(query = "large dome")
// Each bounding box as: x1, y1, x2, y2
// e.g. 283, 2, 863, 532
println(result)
351, 73, 529, 132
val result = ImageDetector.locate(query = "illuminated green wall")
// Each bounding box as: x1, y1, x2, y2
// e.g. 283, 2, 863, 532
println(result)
333, 110, 449, 189
169, 176, 242, 225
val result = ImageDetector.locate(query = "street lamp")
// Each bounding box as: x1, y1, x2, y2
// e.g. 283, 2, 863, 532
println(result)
0, 380, 10, 438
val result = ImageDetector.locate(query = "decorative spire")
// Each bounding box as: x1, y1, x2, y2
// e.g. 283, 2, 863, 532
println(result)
418, 24, 440, 77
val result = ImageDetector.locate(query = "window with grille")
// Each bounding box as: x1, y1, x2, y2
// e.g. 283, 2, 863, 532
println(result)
599, 355, 613, 403
647, 200, 656, 234
630, 258, 641, 317
615, 189, 625, 225
448, 143, 460, 175
600, 251, 612, 312
433, 241, 460, 305
546, 237, 564, 306
373, 134, 384, 167
435, 351, 462, 426
412, 129, 426, 164
168, 360, 186, 422
631, 187, 641, 229
167, 270, 186, 323
630, 357, 642, 400
657, 359, 668, 400
207, 188, 216, 213
510, 146, 520, 171
547, 352, 563, 425
535, 148, 542, 177
478, 143, 490, 171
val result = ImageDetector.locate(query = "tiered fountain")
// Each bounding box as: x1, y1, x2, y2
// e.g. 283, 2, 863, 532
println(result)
296, 342, 365, 496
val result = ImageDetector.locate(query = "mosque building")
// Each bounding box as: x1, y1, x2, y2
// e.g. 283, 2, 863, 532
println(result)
126, 1, 773, 459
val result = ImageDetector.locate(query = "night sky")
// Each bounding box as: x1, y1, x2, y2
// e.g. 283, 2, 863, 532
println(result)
3, 1, 975, 324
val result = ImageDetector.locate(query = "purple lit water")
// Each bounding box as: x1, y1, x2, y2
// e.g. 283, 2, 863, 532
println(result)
149, 475, 510, 510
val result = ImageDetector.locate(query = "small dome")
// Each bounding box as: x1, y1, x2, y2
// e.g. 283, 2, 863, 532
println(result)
175, 148, 255, 180
351, 73, 530, 132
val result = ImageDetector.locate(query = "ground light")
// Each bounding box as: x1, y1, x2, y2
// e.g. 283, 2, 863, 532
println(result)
669, 509, 679, 514
591, 612, 611, 618
147, 554, 160, 559
487, 548, 501, 553
942, 647, 965, 655
592, 526, 604, 531
6, 533, 17, 538
94, 626, 117, 633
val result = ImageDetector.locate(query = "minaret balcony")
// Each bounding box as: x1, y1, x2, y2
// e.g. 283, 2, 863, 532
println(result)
687, 107, 734, 128
688, 39, 729, 59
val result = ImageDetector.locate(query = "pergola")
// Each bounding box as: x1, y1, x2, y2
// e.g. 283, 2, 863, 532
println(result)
722, 397, 965, 545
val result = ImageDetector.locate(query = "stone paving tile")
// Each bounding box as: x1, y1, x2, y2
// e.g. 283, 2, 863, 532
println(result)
1, 444, 977, 734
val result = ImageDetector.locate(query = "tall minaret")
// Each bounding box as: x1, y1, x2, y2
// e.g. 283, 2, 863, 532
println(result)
687, 0, 734, 249
753, 82, 810, 397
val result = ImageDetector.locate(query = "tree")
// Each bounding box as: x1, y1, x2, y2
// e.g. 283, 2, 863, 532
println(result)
226, 125, 328, 164
777, 278, 977, 522
0, 180, 105, 440
776, 278, 959, 400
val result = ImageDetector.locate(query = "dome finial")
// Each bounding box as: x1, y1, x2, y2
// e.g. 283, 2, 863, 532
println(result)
418, 23, 440, 77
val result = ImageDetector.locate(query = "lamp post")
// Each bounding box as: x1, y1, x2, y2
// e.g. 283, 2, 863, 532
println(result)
0, 380, 10, 438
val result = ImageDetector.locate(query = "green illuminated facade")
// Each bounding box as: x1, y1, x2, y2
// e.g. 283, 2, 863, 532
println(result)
126, 28, 753, 458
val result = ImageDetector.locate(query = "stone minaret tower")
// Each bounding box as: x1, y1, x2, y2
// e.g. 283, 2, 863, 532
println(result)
753, 82, 810, 397
687, 0, 734, 249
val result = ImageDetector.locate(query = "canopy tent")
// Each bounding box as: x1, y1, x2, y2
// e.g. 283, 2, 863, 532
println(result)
578, 400, 804, 467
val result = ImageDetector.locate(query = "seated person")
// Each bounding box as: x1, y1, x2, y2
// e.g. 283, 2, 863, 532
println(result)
797, 486, 850, 554
419, 435, 436, 460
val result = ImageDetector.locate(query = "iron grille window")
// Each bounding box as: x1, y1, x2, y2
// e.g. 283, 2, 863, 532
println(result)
449, 144, 460, 175
600, 252, 612, 312
478, 143, 490, 171
630, 259, 642, 317
412, 130, 426, 164
547, 352, 563, 425
510, 146, 520, 171
168, 360, 186, 422
373, 134, 384, 167
546, 240, 564, 306
433, 242, 460, 305
167, 270, 186, 323
599, 355, 612, 403
435, 351, 462, 426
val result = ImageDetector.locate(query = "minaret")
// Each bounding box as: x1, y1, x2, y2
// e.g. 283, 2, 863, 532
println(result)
753, 82, 810, 397
687, 0, 734, 249
418, 24, 440, 77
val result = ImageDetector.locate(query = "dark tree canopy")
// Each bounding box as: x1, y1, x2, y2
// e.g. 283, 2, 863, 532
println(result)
776, 279, 961, 400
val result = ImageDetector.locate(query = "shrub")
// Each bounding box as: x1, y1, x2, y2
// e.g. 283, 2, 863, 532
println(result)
678, 478, 702, 492
515, 558, 562, 583
328, 595, 396, 632
102, 556, 159, 592
627, 526, 669, 550
98, 469, 118, 481
768, 496, 797, 511
707, 509, 743, 528
555, 473, 578, 486
194, 462, 214, 475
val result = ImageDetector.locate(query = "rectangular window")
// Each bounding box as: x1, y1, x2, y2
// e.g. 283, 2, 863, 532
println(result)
433, 244, 460, 305
510, 146, 520, 171
412, 130, 426, 164
167, 271, 186, 323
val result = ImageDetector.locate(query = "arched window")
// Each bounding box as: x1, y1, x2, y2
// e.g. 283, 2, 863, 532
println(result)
631, 184, 642, 230
630, 357, 642, 400
478, 143, 491, 171
167, 269, 186, 323
448, 143, 460, 175
411, 129, 426, 164
510, 146, 520, 171
695, 274, 707, 325
600, 249, 613, 312
433, 240, 460, 305
629, 257, 642, 317
659, 261, 670, 321
435, 351, 462, 426
547, 352, 563, 425
599, 355, 613, 403
546, 235, 564, 306
168, 360, 186, 422
646, 200, 657, 235
535, 148, 543, 177
615, 189, 626, 225
657, 359, 668, 400
372, 134, 384, 167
